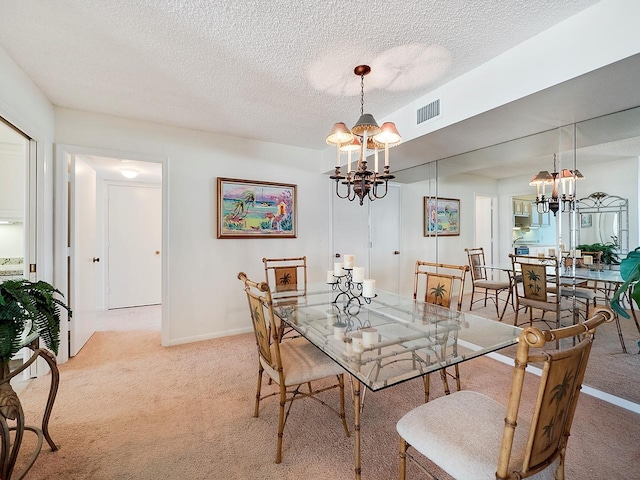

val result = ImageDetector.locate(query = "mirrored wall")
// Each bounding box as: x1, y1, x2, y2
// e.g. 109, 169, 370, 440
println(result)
392, 105, 640, 405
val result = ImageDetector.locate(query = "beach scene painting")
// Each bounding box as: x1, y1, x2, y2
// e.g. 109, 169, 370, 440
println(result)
424, 197, 460, 237
217, 178, 297, 238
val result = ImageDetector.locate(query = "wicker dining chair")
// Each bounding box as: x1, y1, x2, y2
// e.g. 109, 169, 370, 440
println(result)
465, 247, 513, 320
263, 256, 307, 295
413, 261, 469, 402
397, 306, 614, 479
237, 272, 349, 464
510, 253, 576, 329
263, 256, 307, 340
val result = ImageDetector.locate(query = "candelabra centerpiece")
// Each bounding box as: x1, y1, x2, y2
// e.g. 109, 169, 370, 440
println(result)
327, 255, 376, 312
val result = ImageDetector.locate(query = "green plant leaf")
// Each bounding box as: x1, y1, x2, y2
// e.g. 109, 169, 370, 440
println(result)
610, 247, 640, 318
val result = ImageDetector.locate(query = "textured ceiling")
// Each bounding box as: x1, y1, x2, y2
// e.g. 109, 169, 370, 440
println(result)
0, 0, 601, 150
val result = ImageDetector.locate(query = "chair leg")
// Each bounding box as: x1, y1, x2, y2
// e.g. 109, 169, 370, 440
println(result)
399, 438, 409, 480
254, 365, 264, 418
276, 385, 286, 464
468, 286, 476, 310
453, 364, 461, 391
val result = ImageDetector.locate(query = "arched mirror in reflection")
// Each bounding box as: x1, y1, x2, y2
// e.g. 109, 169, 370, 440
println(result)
575, 192, 629, 263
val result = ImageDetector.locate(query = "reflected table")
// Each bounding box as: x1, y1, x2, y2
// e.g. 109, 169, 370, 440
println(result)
272, 286, 521, 479
560, 268, 640, 352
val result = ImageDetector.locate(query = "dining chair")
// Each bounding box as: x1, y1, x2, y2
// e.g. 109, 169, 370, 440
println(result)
396, 306, 614, 480
237, 272, 349, 464
263, 256, 307, 340
263, 256, 307, 295
465, 247, 513, 320
413, 261, 469, 401
510, 253, 575, 329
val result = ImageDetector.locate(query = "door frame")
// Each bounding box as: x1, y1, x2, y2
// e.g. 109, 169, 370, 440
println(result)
54, 144, 169, 364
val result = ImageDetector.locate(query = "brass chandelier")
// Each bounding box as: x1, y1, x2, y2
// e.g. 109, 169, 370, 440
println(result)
530, 154, 584, 216
326, 65, 402, 205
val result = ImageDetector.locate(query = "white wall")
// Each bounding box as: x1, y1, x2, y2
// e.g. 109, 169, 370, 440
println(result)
54, 107, 327, 346
0, 224, 24, 257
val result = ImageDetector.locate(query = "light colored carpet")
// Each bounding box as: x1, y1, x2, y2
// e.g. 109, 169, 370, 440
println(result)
13, 306, 640, 479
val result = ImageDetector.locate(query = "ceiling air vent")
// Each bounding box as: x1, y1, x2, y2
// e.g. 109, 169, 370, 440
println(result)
416, 99, 440, 125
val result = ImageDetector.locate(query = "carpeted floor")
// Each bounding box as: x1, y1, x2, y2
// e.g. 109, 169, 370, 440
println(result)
12, 305, 640, 479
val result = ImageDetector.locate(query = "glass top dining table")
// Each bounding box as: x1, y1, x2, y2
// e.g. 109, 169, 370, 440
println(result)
272, 285, 522, 392
272, 283, 522, 479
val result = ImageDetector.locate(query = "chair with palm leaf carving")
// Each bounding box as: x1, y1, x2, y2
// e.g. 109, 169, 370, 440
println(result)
396, 306, 614, 479
413, 261, 469, 402
237, 272, 349, 464
263, 256, 307, 339
465, 247, 513, 320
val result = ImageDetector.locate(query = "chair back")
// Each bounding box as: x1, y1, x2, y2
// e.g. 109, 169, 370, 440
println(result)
510, 254, 560, 304
413, 261, 469, 311
238, 272, 283, 378
465, 247, 487, 282
496, 307, 614, 479
263, 256, 307, 295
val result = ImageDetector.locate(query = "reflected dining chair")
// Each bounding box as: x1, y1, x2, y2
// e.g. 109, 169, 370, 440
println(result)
413, 261, 469, 402
510, 253, 575, 329
465, 247, 512, 320
237, 272, 349, 464
396, 307, 614, 479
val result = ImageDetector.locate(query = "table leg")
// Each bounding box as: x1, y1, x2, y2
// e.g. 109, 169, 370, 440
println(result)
353, 379, 361, 479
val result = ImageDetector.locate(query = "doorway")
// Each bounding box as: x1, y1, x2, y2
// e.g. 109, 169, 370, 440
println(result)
55, 145, 167, 362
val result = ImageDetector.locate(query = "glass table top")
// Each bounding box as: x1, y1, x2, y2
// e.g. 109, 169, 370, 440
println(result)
272, 285, 522, 391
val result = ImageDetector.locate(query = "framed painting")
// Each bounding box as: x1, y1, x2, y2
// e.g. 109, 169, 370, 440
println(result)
424, 197, 460, 237
217, 177, 297, 238
580, 213, 592, 228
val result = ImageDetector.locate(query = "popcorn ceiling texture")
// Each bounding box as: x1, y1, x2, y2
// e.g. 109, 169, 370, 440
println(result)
0, 0, 599, 149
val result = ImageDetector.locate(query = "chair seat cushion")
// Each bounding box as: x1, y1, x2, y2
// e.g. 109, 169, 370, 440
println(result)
474, 279, 511, 290
397, 390, 558, 480
559, 286, 597, 300
261, 337, 344, 386
519, 295, 574, 312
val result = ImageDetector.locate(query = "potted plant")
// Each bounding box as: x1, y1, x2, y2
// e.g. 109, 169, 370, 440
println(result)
0, 279, 71, 365
577, 242, 620, 266
610, 247, 640, 319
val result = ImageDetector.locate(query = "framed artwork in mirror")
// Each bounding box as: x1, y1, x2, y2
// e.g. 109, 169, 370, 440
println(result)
217, 177, 297, 238
424, 197, 460, 237
581, 213, 593, 228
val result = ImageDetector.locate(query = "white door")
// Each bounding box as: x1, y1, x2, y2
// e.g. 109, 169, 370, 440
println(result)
107, 184, 161, 309
370, 184, 401, 294
331, 191, 370, 276
331, 184, 401, 293
70, 155, 98, 356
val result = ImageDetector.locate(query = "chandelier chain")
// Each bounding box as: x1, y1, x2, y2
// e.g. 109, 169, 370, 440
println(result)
360, 74, 365, 116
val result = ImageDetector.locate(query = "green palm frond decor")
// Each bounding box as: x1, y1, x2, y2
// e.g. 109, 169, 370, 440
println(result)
0, 279, 71, 364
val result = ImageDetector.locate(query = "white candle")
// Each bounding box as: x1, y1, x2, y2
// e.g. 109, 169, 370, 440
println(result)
327, 270, 336, 284
361, 327, 378, 347
351, 332, 364, 353
347, 150, 352, 174
352, 267, 365, 283
374, 149, 379, 173
362, 279, 376, 298
384, 142, 390, 167
548, 248, 556, 257
343, 255, 355, 269
575, 249, 581, 258
336, 143, 341, 167
583, 255, 593, 265
334, 262, 344, 276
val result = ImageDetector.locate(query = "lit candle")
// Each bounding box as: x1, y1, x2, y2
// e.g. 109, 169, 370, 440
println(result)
334, 262, 345, 276
327, 270, 336, 284
343, 255, 355, 269
362, 279, 376, 298
352, 267, 364, 283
